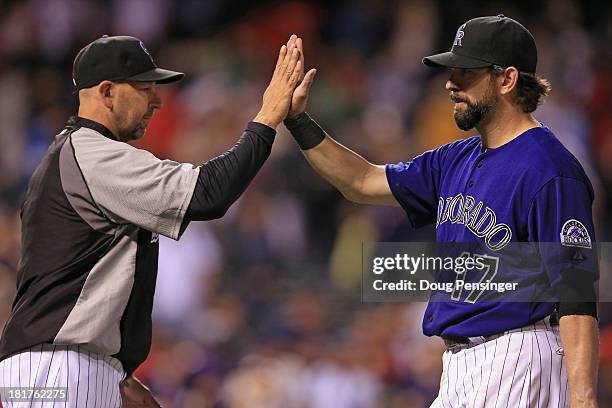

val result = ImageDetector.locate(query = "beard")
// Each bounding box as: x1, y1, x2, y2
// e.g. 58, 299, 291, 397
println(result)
130, 120, 148, 140
452, 83, 498, 131
117, 127, 142, 142
116, 113, 151, 142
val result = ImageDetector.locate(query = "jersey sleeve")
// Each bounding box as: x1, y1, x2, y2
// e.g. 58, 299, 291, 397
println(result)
527, 176, 598, 300
70, 130, 199, 240
385, 147, 443, 229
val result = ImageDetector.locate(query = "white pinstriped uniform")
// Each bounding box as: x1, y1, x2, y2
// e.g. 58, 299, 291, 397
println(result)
430, 319, 568, 408
0, 344, 125, 408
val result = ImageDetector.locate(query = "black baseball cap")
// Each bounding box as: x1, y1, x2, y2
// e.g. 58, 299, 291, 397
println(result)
73, 35, 184, 90
423, 15, 537, 74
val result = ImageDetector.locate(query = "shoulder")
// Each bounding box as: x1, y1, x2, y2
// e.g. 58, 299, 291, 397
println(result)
413, 135, 481, 165
69, 127, 157, 168
521, 126, 594, 199
70, 127, 135, 152
436, 135, 481, 155
526, 126, 590, 182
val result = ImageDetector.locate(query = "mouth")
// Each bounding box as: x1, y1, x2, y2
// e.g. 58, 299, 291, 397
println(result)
140, 116, 153, 127
450, 93, 468, 104
453, 101, 468, 113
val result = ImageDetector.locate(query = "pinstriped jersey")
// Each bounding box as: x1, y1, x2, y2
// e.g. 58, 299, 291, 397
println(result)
0, 117, 199, 374
386, 125, 597, 337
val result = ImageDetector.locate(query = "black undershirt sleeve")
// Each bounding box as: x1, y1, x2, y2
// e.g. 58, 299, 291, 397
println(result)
558, 302, 598, 319
555, 265, 598, 319
179, 122, 275, 234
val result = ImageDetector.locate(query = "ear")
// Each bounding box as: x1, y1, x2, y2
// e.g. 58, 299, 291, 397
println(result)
97, 81, 115, 110
499, 67, 519, 96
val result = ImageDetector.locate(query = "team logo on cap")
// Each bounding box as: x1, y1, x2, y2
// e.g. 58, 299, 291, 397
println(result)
139, 41, 152, 57
454, 24, 466, 47
560, 219, 591, 249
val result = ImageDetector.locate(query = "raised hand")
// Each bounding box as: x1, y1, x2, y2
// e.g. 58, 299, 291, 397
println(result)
253, 35, 303, 129
287, 35, 317, 119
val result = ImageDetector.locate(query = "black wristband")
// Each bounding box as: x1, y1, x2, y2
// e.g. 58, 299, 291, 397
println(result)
283, 112, 326, 150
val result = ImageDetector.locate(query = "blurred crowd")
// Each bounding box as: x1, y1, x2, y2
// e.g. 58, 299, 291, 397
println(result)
1, 0, 611, 406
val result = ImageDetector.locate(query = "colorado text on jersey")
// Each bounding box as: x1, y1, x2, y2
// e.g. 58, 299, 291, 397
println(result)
436, 194, 512, 251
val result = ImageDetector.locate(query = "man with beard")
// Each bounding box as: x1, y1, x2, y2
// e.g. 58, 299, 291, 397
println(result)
0, 35, 304, 407
284, 16, 599, 407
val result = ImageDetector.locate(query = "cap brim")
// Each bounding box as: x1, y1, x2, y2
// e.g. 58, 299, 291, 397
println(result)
127, 68, 185, 84
423, 51, 492, 69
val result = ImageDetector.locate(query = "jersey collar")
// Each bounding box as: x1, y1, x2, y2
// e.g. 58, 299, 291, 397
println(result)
66, 116, 117, 141
479, 125, 545, 155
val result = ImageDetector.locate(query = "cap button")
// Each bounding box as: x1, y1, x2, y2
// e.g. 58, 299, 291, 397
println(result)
102, 34, 109, 38
497, 14, 505, 18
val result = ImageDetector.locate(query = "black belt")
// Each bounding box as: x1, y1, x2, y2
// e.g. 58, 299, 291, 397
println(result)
442, 312, 560, 350
442, 335, 471, 349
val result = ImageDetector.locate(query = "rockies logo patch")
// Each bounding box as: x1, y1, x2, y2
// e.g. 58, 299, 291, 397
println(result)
560, 219, 591, 249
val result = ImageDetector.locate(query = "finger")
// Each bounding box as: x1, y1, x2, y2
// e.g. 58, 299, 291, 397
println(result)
280, 37, 299, 71
290, 61, 302, 85
294, 68, 316, 94
273, 45, 287, 77
286, 34, 297, 49
303, 68, 317, 88
296, 37, 305, 81
285, 36, 296, 59
285, 47, 300, 78
278, 46, 297, 78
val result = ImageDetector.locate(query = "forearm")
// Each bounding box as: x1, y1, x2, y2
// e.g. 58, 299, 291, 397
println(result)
284, 113, 391, 204
184, 122, 275, 222
301, 137, 381, 203
559, 314, 599, 407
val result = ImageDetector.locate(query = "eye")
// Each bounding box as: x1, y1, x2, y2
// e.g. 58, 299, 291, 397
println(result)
140, 87, 155, 97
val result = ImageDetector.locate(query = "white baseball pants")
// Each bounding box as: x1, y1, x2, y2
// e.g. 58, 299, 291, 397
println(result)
431, 319, 568, 408
0, 344, 125, 408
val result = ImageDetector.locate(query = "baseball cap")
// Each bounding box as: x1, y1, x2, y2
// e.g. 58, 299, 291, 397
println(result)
73, 35, 184, 90
423, 15, 537, 74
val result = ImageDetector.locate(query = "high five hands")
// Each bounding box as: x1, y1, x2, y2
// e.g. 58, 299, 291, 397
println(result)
286, 35, 317, 119
253, 34, 317, 128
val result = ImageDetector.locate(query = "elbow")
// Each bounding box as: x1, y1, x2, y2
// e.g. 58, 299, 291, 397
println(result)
205, 203, 231, 220
188, 201, 232, 221
339, 169, 376, 204
339, 186, 366, 204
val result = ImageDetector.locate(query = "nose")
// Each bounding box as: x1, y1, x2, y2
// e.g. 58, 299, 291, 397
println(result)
445, 70, 461, 92
446, 77, 459, 92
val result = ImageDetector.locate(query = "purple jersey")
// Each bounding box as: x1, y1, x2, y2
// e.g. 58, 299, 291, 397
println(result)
386, 125, 597, 337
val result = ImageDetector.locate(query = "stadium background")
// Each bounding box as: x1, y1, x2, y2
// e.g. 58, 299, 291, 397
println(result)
0, 0, 610, 406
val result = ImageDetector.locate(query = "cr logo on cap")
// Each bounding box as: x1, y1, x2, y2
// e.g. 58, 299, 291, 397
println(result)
139, 41, 152, 57
454, 24, 466, 47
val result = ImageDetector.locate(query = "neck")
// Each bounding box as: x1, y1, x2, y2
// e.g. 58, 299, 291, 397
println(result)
476, 106, 540, 149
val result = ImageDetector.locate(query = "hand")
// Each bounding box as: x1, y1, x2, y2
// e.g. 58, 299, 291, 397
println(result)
120, 376, 162, 407
287, 35, 317, 119
253, 35, 302, 129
